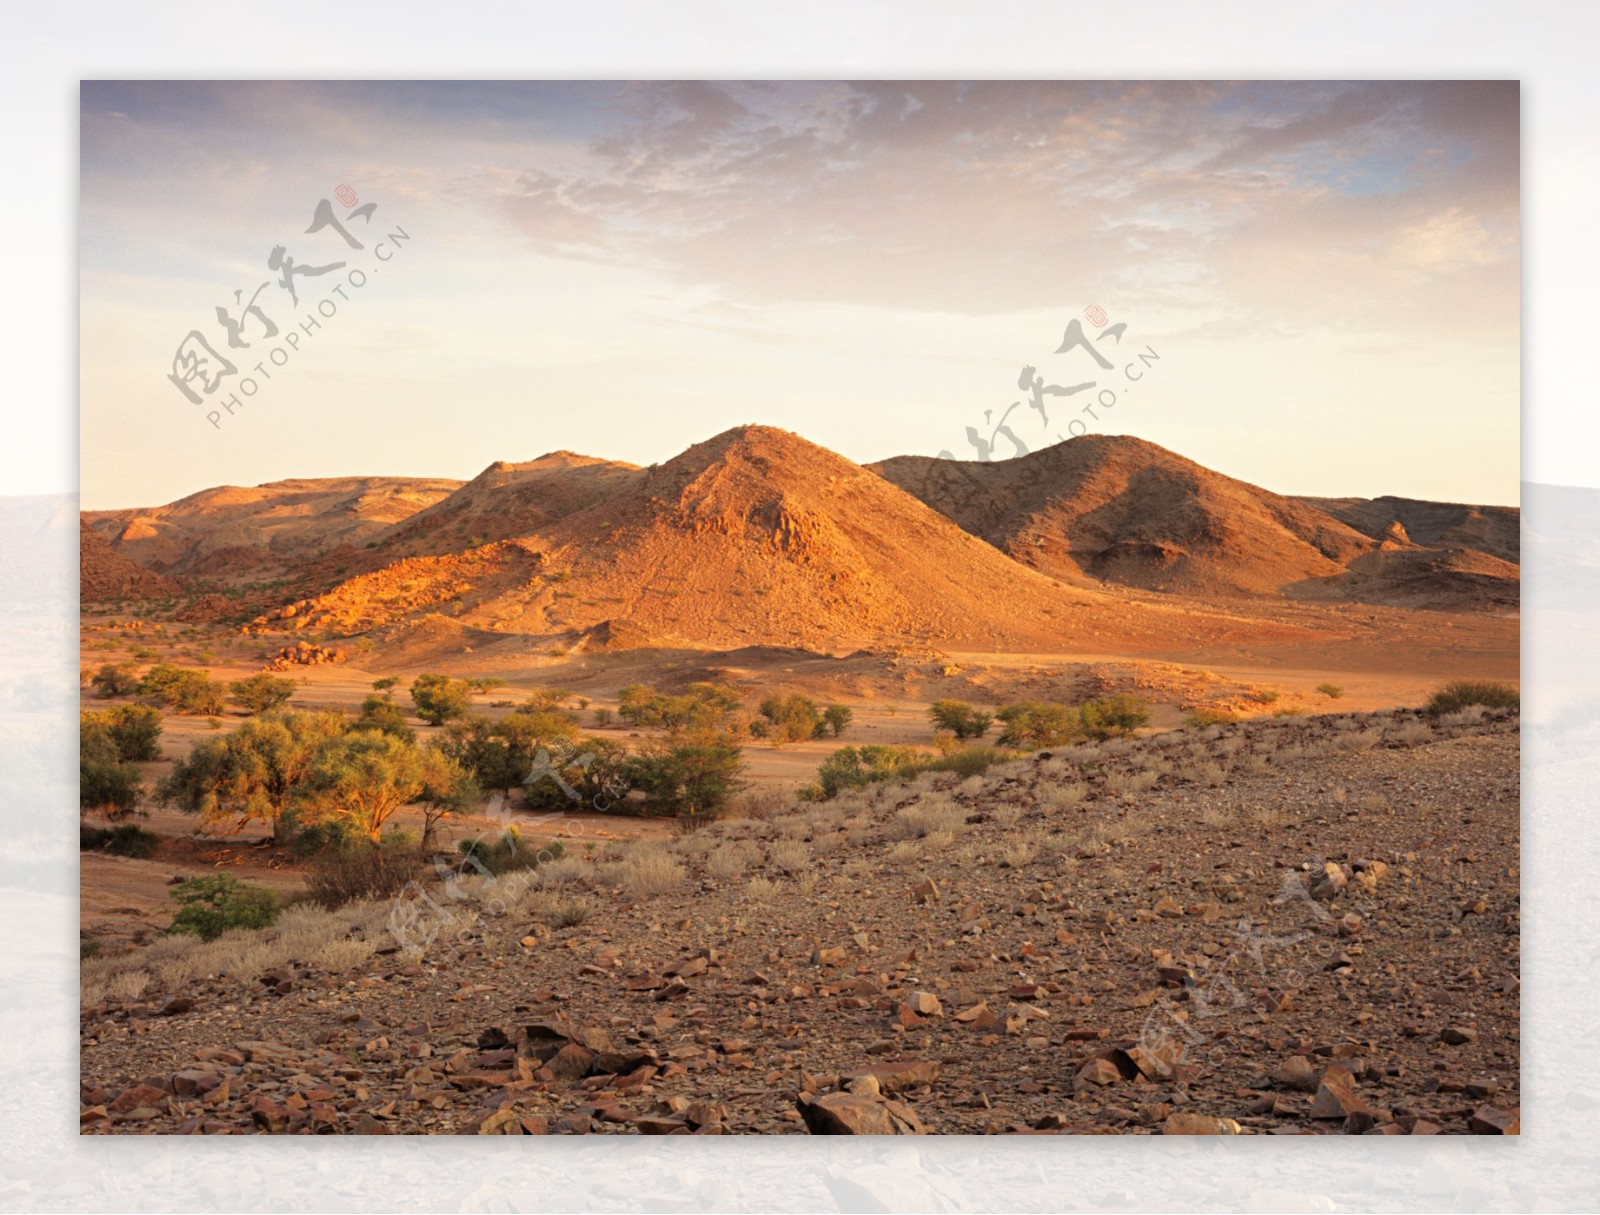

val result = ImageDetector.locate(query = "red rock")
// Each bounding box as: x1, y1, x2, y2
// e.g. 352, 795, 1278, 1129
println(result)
796, 1092, 927, 1135
1468, 1105, 1519, 1135
109, 1084, 168, 1114
1075, 1058, 1124, 1089
1310, 1073, 1372, 1121
636, 1116, 688, 1134
536, 1043, 597, 1086
839, 1060, 941, 1094
249, 1095, 289, 1133
1162, 1113, 1242, 1135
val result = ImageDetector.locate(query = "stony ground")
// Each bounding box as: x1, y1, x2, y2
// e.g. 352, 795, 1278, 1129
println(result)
80, 707, 1519, 1136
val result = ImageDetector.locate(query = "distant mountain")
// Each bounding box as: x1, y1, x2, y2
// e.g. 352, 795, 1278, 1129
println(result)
80, 520, 178, 602
81, 477, 462, 577
872, 435, 1517, 610
368, 453, 644, 560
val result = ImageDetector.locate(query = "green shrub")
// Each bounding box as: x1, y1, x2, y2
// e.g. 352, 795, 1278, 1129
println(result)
1186, 707, 1242, 727
1424, 680, 1519, 715
623, 734, 745, 820
593, 707, 613, 727
821, 705, 854, 738
1252, 688, 1280, 704
230, 673, 297, 714
759, 695, 824, 744
928, 745, 1009, 778
353, 694, 415, 741
929, 700, 993, 740
166, 873, 279, 941
90, 663, 140, 698
995, 702, 1081, 749
80, 823, 160, 858
138, 664, 228, 715
455, 832, 564, 876
814, 745, 926, 798
409, 673, 472, 726
80, 722, 141, 817
80, 704, 162, 761
1079, 694, 1150, 740
289, 816, 363, 857
1315, 683, 1344, 699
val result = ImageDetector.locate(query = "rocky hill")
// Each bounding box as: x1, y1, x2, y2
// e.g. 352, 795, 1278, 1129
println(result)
82, 477, 463, 578
872, 436, 1517, 609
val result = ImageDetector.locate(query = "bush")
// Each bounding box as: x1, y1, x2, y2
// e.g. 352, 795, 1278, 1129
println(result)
1186, 707, 1242, 727
623, 734, 745, 821
289, 816, 363, 857
353, 694, 415, 742
230, 673, 297, 714
371, 676, 400, 693
90, 663, 140, 698
80, 721, 141, 817
929, 700, 992, 740
814, 745, 927, 798
138, 664, 228, 715
1252, 688, 1280, 704
821, 705, 853, 738
455, 832, 562, 876
593, 707, 612, 727
995, 702, 1081, 749
409, 673, 471, 726
305, 838, 424, 909
166, 873, 279, 941
79, 823, 159, 857
80, 704, 162, 761
1079, 694, 1150, 740
1315, 683, 1344, 699
759, 695, 824, 744
927, 745, 1009, 778
1424, 681, 1519, 715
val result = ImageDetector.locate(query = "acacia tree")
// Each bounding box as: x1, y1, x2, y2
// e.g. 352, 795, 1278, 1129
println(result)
159, 709, 345, 840
303, 729, 469, 843
230, 673, 297, 715
409, 674, 471, 726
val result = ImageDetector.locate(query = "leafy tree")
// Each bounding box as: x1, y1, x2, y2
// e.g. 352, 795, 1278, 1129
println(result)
90, 663, 140, 698
409, 673, 471, 726
139, 663, 228, 715
995, 701, 1081, 749
1078, 694, 1150, 740
758, 694, 824, 745
520, 685, 570, 710
419, 754, 479, 849
353, 694, 415, 742
302, 729, 460, 842
230, 672, 297, 715
81, 704, 162, 762
467, 677, 508, 695
371, 676, 400, 695
80, 721, 141, 818
821, 705, 854, 738
623, 733, 745, 821
159, 709, 346, 840
617, 684, 659, 725
523, 735, 630, 812
167, 873, 278, 941
929, 699, 993, 740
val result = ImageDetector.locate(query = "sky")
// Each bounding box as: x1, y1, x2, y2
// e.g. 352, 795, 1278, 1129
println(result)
79, 80, 1520, 510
